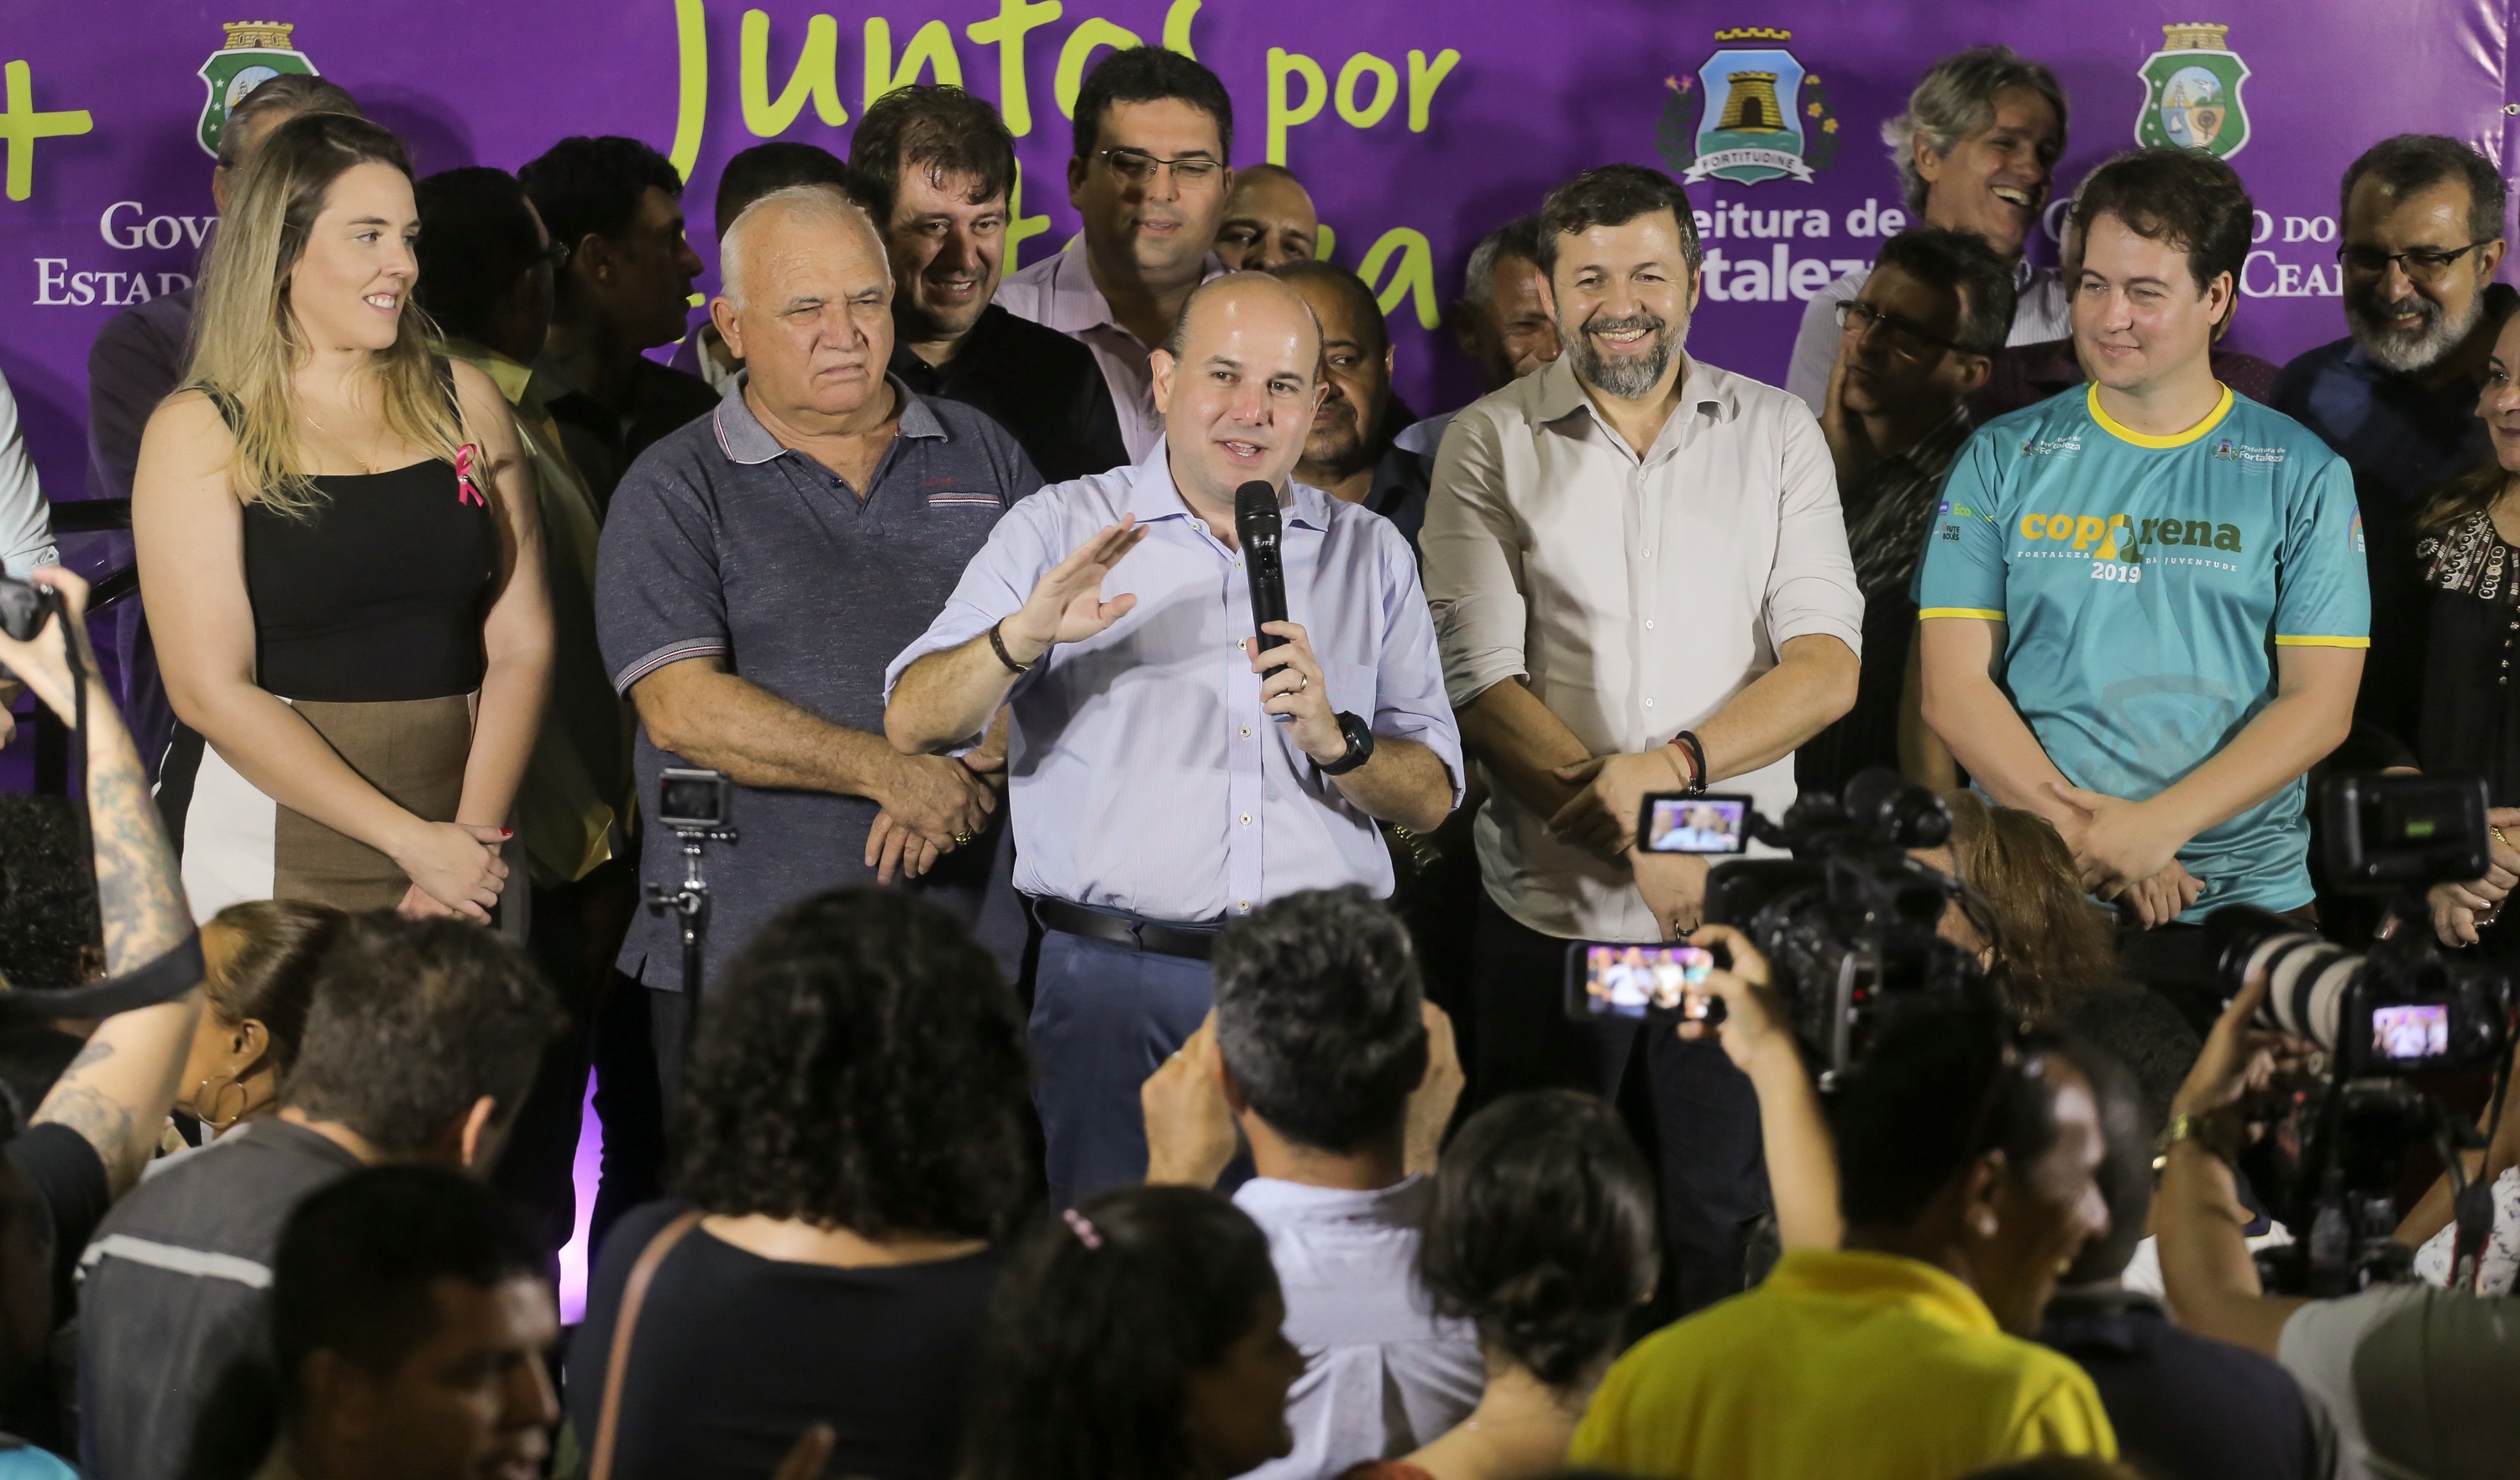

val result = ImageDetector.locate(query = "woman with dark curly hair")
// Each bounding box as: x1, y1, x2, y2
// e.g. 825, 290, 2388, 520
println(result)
565, 886, 1033, 1480
1337, 1091, 1657, 1480
962, 1183, 1305, 1480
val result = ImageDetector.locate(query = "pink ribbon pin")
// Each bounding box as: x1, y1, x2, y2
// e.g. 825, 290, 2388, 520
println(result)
454, 443, 486, 506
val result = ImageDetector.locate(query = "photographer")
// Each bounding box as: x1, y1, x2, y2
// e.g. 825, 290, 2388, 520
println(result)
2155, 970, 2520, 1479
1568, 926, 2119, 1478
0, 567, 205, 1331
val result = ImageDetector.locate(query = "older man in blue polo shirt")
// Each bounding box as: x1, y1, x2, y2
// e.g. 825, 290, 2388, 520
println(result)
886, 272, 1462, 1203
596, 184, 1042, 1085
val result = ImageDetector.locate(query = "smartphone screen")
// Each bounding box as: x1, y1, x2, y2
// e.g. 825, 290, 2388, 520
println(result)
1566, 942, 1716, 1021
1638, 794, 1752, 854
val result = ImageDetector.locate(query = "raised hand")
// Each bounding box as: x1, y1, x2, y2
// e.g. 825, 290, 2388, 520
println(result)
1002, 518, 1150, 659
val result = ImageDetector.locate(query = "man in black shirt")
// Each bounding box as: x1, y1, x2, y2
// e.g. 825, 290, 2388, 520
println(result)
76, 914, 560, 1480
852, 86, 1127, 485
2038, 1019, 2330, 1480
1271, 260, 1425, 547
522, 135, 723, 515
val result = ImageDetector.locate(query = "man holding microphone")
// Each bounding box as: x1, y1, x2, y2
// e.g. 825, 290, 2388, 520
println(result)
886, 271, 1460, 1204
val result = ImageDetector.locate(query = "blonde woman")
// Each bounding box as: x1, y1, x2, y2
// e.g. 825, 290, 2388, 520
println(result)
134, 113, 549, 921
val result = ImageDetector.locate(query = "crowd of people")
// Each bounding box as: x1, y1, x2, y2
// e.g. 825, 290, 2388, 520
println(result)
0, 31, 2510, 1480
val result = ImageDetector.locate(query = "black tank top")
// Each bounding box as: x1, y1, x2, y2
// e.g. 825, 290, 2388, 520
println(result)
211, 367, 499, 702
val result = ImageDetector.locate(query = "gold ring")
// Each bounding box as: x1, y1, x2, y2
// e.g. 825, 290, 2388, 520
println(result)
952, 831, 974, 847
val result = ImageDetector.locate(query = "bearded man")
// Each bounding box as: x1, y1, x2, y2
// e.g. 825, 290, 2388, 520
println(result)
2272, 134, 2514, 751
1419, 163, 1861, 1316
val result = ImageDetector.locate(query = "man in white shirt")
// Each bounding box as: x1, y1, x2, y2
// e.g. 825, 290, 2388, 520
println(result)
1782, 45, 2073, 415
1420, 163, 1861, 1314
1142, 887, 1482, 1480
994, 46, 1229, 461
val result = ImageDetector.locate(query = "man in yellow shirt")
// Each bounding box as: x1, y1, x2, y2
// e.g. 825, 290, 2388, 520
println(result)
1570, 924, 2118, 1478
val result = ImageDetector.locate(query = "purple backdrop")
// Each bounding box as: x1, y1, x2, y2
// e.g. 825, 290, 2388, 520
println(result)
3, 0, 2517, 508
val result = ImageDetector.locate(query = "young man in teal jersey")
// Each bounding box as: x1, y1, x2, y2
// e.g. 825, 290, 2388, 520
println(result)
1918, 149, 2367, 1011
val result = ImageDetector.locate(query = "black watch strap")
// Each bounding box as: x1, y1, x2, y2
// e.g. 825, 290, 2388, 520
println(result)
1320, 711, 1375, 775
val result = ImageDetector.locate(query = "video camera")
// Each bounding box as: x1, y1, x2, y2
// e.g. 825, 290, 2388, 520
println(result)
2205, 773, 2517, 1296
1678, 769, 1996, 1083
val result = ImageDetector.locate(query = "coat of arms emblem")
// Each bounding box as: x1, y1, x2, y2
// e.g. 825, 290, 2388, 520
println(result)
197, 21, 319, 160
1656, 28, 1840, 187
2135, 23, 2250, 159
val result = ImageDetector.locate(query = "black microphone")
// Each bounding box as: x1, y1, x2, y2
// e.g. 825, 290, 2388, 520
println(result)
1235, 480, 1289, 652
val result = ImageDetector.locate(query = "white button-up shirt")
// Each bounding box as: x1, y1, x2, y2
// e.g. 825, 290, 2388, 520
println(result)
1232, 1176, 1485, 1480
1420, 354, 1862, 943
994, 238, 1226, 464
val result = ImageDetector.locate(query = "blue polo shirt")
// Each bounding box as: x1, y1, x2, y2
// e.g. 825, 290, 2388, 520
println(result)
596, 374, 1042, 987
1917, 384, 2368, 918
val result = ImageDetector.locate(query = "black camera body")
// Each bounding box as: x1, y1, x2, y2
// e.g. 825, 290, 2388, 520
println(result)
0, 575, 63, 643
2208, 772, 2514, 1295
1704, 769, 1992, 1082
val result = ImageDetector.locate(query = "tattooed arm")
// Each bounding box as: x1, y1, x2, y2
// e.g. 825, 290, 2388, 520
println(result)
2, 569, 202, 1195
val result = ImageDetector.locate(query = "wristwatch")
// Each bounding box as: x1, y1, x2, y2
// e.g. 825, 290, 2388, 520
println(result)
2154, 1112, 2235, 1172
1320, 711, 1376, 775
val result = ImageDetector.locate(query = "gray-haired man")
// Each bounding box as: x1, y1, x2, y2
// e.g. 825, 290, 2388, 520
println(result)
1783, 45, 2071, 412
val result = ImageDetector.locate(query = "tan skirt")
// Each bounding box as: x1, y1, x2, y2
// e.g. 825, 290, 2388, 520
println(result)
160, 694, 473, 921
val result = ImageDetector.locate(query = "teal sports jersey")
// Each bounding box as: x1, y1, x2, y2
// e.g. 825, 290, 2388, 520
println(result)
1917, 383, 2369, 920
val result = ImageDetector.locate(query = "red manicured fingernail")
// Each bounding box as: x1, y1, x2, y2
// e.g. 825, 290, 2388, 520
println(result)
500, 828, 513, 838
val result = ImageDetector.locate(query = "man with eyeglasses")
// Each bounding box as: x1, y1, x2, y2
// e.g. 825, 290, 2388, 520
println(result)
1919, 149, 2366, 1019
2272, 134, 2516, 752
995, 46, 1232, 462
1797, 228, 2014, 799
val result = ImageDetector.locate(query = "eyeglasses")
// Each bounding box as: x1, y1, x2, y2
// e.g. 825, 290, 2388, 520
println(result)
1834, 299, 1987, 365
2335, 240, 2492, 281
1095, 148, 1224, 189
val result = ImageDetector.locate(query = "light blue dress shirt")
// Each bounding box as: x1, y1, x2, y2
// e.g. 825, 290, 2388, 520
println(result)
886, 439, 1463, 924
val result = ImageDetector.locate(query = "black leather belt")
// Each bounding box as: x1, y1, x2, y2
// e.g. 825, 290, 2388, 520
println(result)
1028, 895, 1222, 961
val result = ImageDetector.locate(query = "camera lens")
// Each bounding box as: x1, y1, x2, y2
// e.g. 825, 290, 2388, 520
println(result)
2242, 931, 2360, 1053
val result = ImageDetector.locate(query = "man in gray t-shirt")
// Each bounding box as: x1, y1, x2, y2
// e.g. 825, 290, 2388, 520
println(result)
2277, 1283, 2520, 1480
594, 186, 1040, 1080
2155, 971, 2520, 1480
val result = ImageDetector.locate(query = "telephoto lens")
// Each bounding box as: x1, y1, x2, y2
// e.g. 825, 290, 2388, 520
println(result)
2207, 904, 2360, 1054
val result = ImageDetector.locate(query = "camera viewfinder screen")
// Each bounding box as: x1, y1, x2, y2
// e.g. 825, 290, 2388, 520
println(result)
1582, 945, 1714, 1020
659, 778, 722, 825
2371, 1004, 2449, 1063
1645, 798, 1748, 854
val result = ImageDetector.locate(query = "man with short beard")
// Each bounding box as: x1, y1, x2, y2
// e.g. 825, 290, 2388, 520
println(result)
1420, 164, 1861, 1315
2272, 134, 2514, 751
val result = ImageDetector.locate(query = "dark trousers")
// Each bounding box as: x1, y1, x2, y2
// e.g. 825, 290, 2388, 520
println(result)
491, 858, 641, 1258
1468, 892, 1768, 1317
578, 979, 678, 1263
1030, 928, 1216, 1209
2118, 904, 2319, 1040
